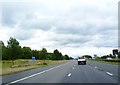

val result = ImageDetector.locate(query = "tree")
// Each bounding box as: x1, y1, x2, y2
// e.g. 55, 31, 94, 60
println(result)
7, 37, 22, 64
0, 41, 3, 60
101, 55, 108, 59
82, 55, 92, 59
109, 54, 115, 58
53, 49, 62, 60
41, 48, 47, 64
22, 47, 33, 59
59, 52, 63, 60
69, 57, 73, 59
64, 54, 70, 60
53, 49, 58, 60
0, 41, 4, 46
1, 41, 8, 60
47, 52, 54, 60
118, 51, 120, 58
32, 50, 40, 59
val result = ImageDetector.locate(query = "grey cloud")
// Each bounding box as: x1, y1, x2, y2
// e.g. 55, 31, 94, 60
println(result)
1, 2, 36, 27
19, 16, 54, 30
54, 26, 95, 36
2, 2, 23, 27
48, 34, 92, 48
1, 2, 57, 30
54, 16, 117, 35
59, 36, 91, 45
90, 32, 118, 48
11, 29, 36, 40
94, 40, 118, 48
1, 0, 118, 50
2, 7, 16, 27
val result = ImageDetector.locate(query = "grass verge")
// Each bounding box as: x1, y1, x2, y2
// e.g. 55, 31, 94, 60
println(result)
0, 60, 69, 75
89, 59, 120, 65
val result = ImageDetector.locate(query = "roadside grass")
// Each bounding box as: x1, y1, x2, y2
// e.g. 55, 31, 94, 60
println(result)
2, 65, 46, 75
0, 61, 2, 75
0, 61, 2, 68
89, 59, 120, 65
0, 59, 69, 75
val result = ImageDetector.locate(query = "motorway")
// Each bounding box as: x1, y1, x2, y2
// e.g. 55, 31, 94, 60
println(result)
2, 60, 119, 84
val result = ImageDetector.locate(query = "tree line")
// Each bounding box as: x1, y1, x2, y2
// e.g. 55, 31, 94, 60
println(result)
1, 37, 73, 60
100, 53, 120, 59
79, 53, 120, 59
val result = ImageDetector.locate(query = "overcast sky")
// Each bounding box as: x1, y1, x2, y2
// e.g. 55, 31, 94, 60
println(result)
0, 0, 119, 57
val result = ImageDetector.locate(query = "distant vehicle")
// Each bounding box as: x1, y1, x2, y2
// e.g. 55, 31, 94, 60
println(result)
106, 57, 113, 60
78, 58, 86, 65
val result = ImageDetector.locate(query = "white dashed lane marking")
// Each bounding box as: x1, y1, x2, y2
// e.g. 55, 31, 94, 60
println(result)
106, 72, 113, 76
68, 73, 71, 77
95, 66, 97, 69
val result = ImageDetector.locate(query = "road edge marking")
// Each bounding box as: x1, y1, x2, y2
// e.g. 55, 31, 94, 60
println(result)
6, 62, 68, 85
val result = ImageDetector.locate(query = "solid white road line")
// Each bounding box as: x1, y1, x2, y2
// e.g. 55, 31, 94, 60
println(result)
106, 72, 113, 76
68, 73, 71, 77
6, 63, 68, 85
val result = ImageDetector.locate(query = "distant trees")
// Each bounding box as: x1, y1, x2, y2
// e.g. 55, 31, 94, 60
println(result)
101, 55, 108, 59
53, 49, 71, 60
53, 49, 62, 60
22, 47, 33, 59
32, 50, 40, 59
2, 37, 72, 60
69, 57, 74, 60
2, 45, 8, 60
40, 48, 47, 64
82, 55, 92, 59
118, 52, 120, 58
63, 55, 70, 60
0, 41, 3, 60
101, 54, 116, 59
47, 53, 54, 60
109, 54, 115, 58
7, 37, 22, 61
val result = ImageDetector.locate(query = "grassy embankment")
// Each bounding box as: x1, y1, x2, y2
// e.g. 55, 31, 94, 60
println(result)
89, 58, 120, 65
0, 59, 69, 75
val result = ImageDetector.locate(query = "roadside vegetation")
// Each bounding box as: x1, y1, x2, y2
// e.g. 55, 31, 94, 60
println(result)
1, 37, 73, 61
0, 37, 73, 75
80, 53, 120, 65
0, 59, 69, 75
89, 58, 120, 65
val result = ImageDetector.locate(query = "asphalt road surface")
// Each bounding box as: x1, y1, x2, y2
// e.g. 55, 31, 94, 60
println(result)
2, 60, 119, 84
